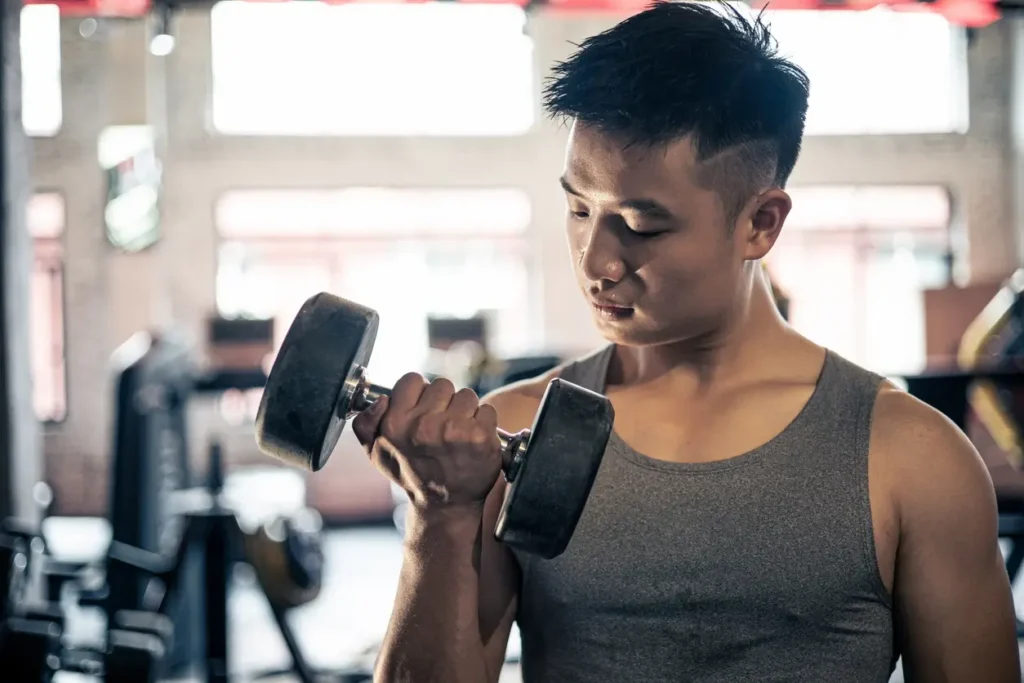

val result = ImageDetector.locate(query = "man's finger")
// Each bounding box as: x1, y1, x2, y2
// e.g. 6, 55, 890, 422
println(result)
351, 395, 390, 448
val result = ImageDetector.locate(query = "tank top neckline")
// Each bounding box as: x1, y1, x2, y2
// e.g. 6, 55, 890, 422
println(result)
590, 344, 835, 474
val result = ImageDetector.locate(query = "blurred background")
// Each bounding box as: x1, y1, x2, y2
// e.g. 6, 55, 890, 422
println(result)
2, 0, 1024, 681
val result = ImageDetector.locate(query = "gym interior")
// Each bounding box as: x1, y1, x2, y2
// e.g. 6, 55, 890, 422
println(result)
3, 0, 1024, 681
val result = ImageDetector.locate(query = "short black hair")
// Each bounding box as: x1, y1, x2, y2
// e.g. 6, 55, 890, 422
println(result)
543, 0, 810, 224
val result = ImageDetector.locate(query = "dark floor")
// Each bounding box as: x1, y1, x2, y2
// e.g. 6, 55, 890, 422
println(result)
45, 524, 1024, 683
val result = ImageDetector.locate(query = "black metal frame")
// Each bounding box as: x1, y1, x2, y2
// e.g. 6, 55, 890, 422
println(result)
102, 441, 371, 683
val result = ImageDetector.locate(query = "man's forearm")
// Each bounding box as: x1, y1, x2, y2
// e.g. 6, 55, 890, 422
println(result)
375, 506, 490, 683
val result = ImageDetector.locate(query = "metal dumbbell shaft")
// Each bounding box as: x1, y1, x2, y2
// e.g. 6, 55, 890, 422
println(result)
344, 366, 530, 481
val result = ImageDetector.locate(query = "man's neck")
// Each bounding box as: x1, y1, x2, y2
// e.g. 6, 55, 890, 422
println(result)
614, 276, 796, 392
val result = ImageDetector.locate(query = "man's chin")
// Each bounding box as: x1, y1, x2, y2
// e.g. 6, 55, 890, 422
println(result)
592, 314, 661, 346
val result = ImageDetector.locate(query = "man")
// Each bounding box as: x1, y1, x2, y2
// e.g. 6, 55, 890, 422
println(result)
352, 2, 1021, 681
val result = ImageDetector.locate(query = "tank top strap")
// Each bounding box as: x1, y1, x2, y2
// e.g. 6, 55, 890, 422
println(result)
794, 350, 886, 450
556, 344, 615, 394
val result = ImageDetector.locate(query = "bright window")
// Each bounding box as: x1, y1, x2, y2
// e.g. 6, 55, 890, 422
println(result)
209, 2, 535, 136
28, 193, 68, 422
21, 4, 62, 137
759, 8, 968, 135
768, 186, 952, 376
215, 188, 534, 422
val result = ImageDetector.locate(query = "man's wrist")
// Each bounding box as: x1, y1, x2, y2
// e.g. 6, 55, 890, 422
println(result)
403, 502, 486, 553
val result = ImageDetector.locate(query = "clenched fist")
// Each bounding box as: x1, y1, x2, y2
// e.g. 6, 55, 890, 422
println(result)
351, 373, 502, 510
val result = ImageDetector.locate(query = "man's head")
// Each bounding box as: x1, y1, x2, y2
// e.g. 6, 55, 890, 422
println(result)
545, 1, 809, 347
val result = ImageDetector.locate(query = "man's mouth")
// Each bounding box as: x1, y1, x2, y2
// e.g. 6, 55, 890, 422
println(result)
591, 302, 634, 319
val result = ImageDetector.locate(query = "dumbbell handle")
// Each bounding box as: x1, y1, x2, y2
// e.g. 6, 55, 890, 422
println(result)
346, 370, 531, 482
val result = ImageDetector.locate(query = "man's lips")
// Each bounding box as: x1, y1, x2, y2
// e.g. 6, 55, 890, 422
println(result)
590, 299, 634, 317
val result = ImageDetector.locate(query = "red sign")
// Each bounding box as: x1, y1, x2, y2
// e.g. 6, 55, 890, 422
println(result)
23, 0, 150, 17
747, 0, 1000, 26
23, 0, 1002, 26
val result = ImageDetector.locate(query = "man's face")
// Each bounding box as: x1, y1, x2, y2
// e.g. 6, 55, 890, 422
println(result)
562, 122, 766, 348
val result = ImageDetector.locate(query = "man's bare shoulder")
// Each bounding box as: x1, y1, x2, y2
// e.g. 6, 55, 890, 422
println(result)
872, 382, 974, 459
871, 382, 996, 517
480, 366, 563, 433
480, 359, 582, 433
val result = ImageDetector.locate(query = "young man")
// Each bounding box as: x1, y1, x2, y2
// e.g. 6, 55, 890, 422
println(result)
352, 3, 1021, 681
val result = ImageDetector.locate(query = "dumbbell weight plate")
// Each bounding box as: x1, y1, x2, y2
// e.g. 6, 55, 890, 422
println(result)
106, 629, 165, 683
495, 379, 614, 559
256, 293, 379, 472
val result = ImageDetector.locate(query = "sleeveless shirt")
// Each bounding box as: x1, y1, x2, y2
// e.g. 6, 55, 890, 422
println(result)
511, 344, 895, 683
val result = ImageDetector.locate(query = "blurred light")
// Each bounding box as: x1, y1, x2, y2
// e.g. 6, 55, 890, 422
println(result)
150, 33, 175, 56
79, 18, 98, 38
150, 2, 174, 56
33, 481, 54, 509
210, 1, 534, 136
20, 4, 62, 137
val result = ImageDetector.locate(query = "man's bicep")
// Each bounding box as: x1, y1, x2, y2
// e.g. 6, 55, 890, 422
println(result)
479, 477, 520, 681
894, 414, 1019, 682
477, 386, 540, 681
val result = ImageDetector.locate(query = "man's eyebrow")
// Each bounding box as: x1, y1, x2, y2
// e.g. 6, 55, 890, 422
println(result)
621, 198, 671, 217
560, 176, 673, 218
559, 177, 582, 197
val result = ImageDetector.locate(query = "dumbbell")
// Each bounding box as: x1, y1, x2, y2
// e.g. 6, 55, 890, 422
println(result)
255, 293, 615, 559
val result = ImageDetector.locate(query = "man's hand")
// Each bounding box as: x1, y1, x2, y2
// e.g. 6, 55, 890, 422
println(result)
352, 373, 503, 511
877, 389, 1020, 682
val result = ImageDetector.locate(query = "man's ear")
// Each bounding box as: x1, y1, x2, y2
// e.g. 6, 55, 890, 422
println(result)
743, 189, 792, 260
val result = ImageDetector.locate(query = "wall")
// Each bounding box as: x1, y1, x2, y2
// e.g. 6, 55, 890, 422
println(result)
29, 9, 1023, 516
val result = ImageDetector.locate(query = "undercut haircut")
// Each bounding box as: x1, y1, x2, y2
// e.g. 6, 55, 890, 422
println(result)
543, 0, 810, 226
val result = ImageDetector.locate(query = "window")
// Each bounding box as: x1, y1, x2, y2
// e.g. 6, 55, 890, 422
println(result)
215, 188, 534, 423
759, 8, 968, 135
27, 193, 68, 422
21, 4, 62, 137
210, 2, 534, 136
768, 186, 952, 376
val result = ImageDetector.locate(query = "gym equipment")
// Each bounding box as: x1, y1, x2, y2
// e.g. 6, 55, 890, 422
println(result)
243, 510, 325, 609
0, 611, 169, 682
1, 616, 61, 682
255, 292, 615, 560
105, 629, 166, 683
92, 331, 268, 673
1, 532, 28, 619
1, 332, 269, 679
0, 516, 176, 682
958, 269, 1024, 468
89, 441, 371, 683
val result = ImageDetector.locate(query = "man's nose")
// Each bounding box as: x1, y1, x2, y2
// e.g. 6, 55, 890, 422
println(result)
578, 217, 627, 285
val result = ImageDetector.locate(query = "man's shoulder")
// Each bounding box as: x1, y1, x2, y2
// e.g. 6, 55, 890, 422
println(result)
870, 382, 971, 456
870, 382, 995, 515
481, 349, 603, 432
481, 364, 567, 433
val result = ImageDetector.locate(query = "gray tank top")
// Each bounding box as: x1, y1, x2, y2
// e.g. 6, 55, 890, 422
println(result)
512, 345, 894, 683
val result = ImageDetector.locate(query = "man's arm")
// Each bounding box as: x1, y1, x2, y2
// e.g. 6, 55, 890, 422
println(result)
372, 382, 547, 683
877, 389, 1020, 682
